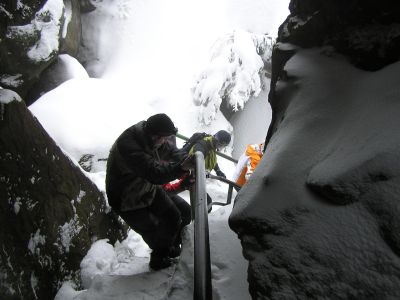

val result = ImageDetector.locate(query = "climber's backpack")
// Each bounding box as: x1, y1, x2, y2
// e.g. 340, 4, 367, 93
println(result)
181, 132, 208, 154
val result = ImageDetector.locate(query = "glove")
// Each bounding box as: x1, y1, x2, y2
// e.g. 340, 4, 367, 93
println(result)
180, 154, 195, 171
215, 170, 226, 178
180, 175, 195, 189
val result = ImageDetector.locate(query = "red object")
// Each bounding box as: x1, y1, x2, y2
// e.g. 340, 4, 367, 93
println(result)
163, 178, 184, 192
163, 174, 192, 192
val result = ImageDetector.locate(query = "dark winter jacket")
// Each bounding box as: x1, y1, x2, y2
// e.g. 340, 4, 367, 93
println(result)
105, 121, 184, 211
157, 137, 186, 162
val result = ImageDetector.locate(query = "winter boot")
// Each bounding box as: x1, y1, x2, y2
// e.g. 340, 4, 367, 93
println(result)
149, 250, 172, 270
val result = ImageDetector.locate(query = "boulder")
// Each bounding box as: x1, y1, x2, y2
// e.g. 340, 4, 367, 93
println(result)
25, 54, 89, 105
0, 89, 127, 299
230, 1, 400, 299
277, 0, 400, 71
230, 47, 400, 299
0, 0, 82, 102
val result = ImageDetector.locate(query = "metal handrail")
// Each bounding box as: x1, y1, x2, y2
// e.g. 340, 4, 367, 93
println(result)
207, 174, 241, 191
206, 174, 241, 207
191, 151, 212, 300
188, 153, 241, 300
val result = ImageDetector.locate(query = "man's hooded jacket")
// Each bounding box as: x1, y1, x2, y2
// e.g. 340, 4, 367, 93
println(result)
106, 121, 183, 212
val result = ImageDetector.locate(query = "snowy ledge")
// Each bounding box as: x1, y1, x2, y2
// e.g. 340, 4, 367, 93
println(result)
0, 89, 23, 104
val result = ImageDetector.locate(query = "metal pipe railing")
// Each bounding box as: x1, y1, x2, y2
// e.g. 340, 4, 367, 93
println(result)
207, 174, 241, 191
206, 174, 241, 206
192, 151, 212, 300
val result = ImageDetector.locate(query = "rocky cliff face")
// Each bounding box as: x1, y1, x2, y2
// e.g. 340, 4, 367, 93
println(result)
0, 89, 126, 299
230, 1, 400, 299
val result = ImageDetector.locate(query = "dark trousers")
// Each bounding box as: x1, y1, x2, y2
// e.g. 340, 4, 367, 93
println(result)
119, 187, 191, 253
167, 192, 191, 245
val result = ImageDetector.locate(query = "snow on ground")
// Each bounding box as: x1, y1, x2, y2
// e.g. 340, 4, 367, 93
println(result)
27, 0, 290, 298
55, 199, 250, 300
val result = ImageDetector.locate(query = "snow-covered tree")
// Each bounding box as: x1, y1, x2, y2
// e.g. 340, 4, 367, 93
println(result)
192, 30, 273, 125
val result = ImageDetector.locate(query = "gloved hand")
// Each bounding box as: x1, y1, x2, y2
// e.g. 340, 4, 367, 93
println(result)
180, 154, 195, 171
181, 175, 195, 189
215, 170, 226, 178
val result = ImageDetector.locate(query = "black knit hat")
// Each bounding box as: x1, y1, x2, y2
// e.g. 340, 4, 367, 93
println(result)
146, 113, 178, 136
214, 130, 231, 145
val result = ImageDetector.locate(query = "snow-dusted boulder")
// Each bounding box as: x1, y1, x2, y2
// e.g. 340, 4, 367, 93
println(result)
230, 47, 400, 299
0, 0, 82, 102
277, 0, 400, 71
26, 54, 89, 104
0, 89, 126, 299
230, 2, 400, 299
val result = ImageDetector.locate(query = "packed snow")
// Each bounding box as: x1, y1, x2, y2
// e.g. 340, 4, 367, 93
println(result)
26, 0, 290, 299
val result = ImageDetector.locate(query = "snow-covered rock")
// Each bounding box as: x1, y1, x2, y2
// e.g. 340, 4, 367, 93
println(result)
27, 54, 89, 104
277, 0, 400, 71
230, 2, 400, 298
0, 0, 83, 102
230, 47, 400, 299
0, 90, 127, 299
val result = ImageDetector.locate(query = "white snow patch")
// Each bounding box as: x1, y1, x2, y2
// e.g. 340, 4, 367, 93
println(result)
80, 239, 119, 288
13, 197, 22, 214
0, 4, 13, 19
0, 74, 24, 88
16, 0, 32, 18
62, 0, 72, 38
28, 0, 64, 61
28, 229, 46, 255
79, 230, 151, 290
30, 272, 39, 299
59, 215, 82, 253
59, 54, 89, 79
54, 281, 82, 300
76, 190, 85, 204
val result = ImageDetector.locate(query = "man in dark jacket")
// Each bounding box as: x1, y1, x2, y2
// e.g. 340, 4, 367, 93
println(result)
106, 113, 191, 270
